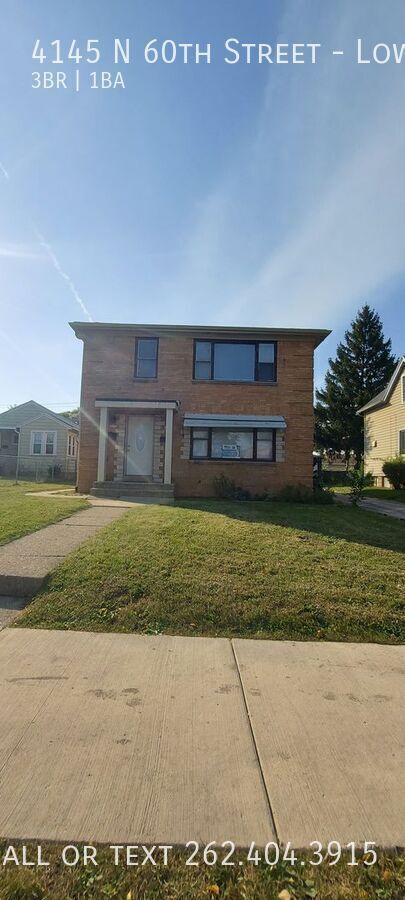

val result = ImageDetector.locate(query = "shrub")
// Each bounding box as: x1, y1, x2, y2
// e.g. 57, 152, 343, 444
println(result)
276, 483, 333, 504
382, 456, 405, 490
347, 467, 373, 505
213, 474, 253, 501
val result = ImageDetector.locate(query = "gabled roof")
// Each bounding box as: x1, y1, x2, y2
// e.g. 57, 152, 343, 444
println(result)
357, 357, 405, 415
0, 401, 79, 431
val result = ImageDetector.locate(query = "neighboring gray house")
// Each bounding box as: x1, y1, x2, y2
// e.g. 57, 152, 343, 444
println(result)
0, 401, 79, 481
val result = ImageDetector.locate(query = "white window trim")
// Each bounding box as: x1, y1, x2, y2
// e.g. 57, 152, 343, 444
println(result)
67, 434, 77, 457
402, 375, 405, 403
399, 428, 405, 455
30, 430, 57, 456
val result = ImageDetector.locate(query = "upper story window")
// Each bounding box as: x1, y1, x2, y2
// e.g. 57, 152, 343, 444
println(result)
30, 431, 56, 456
134, 338, 159, 379
401, 374, 405, 403
193, 340, 277, 383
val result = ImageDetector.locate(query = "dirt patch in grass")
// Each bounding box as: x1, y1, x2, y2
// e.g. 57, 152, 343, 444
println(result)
18, 501, 405, 643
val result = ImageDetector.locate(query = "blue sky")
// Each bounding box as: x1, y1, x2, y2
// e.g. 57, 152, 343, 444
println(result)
0, 0, 404, 411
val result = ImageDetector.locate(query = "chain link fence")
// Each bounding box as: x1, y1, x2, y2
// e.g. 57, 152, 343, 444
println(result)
0, 453, 77, 483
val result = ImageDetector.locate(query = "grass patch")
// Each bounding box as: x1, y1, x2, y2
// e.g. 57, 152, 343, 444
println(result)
0, 480, 88, 546
18, 500, 405, 643
333, 487, 405, 502
0, 843, 403, 899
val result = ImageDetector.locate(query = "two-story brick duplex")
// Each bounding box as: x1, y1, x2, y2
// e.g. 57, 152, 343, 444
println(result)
71, 322, 330, 500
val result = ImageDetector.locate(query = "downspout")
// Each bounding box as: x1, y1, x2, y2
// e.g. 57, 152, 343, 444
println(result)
14, 427, 21, 484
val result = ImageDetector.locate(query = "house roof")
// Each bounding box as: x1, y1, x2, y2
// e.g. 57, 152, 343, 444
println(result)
357, 357, 405, 415
70, 321, 331, 349
0, 401, 79, 432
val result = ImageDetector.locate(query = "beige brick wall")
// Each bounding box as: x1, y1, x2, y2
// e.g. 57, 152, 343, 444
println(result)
77, 330, 316, 496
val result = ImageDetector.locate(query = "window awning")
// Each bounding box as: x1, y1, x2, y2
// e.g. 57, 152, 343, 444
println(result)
183, 413, 286, 429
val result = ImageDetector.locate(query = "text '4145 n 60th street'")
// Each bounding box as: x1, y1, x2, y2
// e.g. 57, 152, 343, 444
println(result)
30, 37, 405, 91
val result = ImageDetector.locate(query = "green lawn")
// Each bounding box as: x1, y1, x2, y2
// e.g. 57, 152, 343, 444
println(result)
0, 480, 88, 546
333, 487, 405, 502
0, 842, 403, 899
18, 500, 405, 643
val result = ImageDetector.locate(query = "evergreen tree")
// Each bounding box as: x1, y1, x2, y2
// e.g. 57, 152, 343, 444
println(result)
315, 305, 396, 463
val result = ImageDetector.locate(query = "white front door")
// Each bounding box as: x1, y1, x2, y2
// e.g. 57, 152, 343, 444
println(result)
126, 416, 154, 478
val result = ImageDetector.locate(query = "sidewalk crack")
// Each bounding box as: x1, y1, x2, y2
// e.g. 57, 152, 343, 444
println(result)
231, 639, 279, 844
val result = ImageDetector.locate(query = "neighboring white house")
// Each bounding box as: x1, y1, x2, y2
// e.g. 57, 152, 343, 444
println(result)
0, 401, 79, 481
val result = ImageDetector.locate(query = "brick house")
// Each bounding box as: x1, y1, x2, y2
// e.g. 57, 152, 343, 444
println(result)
71, 322, 330, 500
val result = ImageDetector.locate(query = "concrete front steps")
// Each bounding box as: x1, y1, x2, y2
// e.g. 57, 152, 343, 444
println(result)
90, 481, 174, 504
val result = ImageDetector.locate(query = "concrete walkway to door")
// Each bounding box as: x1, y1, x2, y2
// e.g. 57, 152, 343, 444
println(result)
0, 505, 129, 602
334, 492, 405, 521
0, 628, 403, 848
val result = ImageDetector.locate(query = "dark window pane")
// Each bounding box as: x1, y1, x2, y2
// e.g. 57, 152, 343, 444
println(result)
136, 338, 157, 377
137, 358, 156, 378
194, 361, 211, 380
138, 338, 157, 359
33, 431, 42, 454
213, 344, 255, 381
257, 362, 275, 382
193, 429, 209, 438
195, 341, 212, 362
400, 430, 405, 454
45, 433, 55, 455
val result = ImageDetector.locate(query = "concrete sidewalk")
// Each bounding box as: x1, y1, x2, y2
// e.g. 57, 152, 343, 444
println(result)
0, 506, 128, 600
358, 497, 405, 520
0, 629, 403, 848
334, 492, 405, 521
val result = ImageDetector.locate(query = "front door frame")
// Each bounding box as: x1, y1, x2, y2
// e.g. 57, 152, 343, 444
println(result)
95, 399, 177, 484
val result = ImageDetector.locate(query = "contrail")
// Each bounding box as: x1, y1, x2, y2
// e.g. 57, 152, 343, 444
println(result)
0, 158, 93, 321
33, 229, 93, 322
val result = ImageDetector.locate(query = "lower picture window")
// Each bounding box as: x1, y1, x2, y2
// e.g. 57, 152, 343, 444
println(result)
190, 427, 275, 461
212, 429, 253, 459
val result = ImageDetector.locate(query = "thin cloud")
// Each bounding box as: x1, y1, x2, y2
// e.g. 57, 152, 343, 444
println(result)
167, 0, 405, 330
0, 244, 43, 260
0, 162, 9, 180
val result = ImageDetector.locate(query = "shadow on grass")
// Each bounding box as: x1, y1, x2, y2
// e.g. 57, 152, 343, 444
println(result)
176, 499, 405, 555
